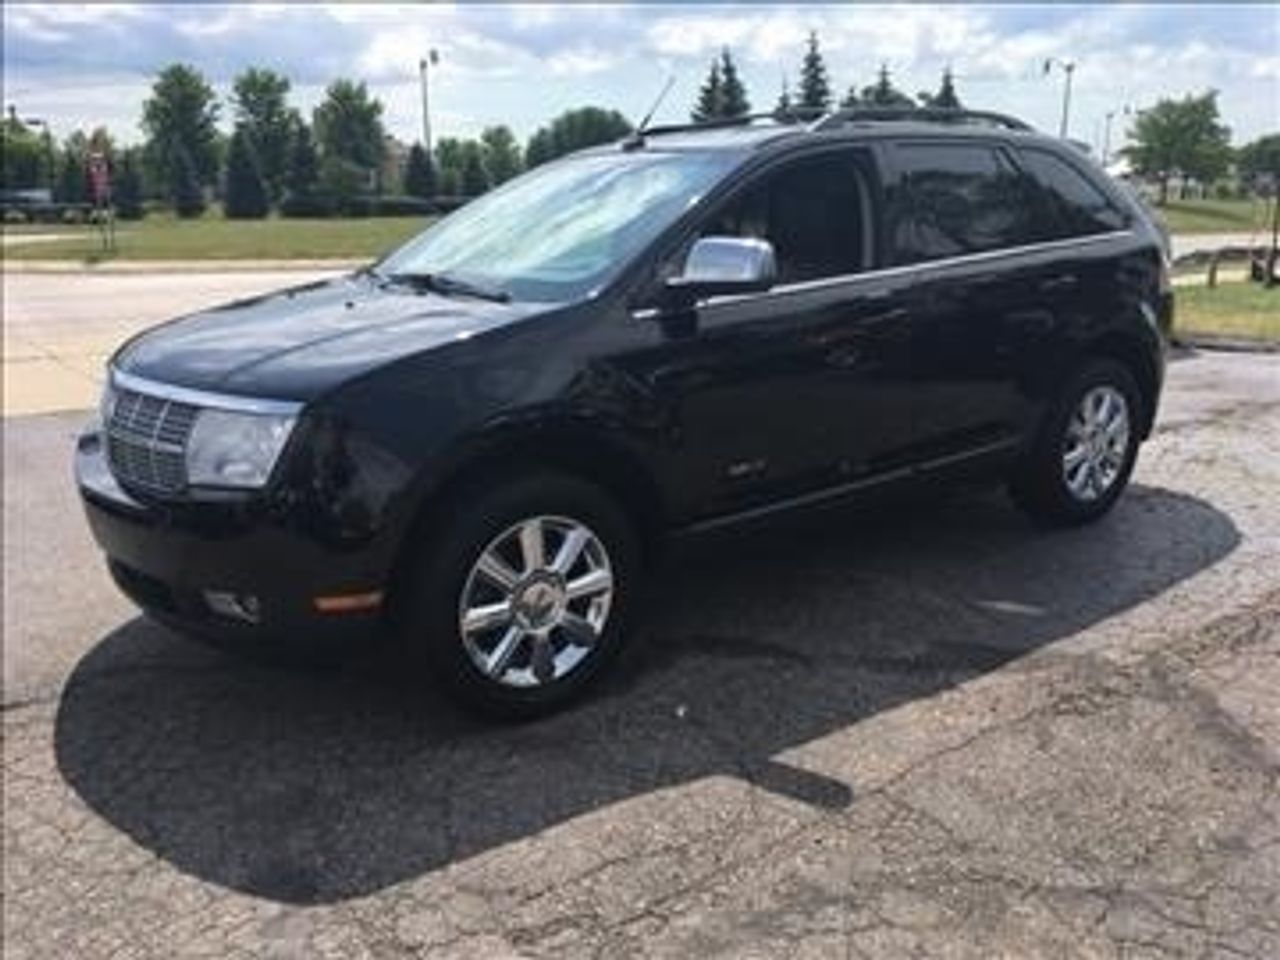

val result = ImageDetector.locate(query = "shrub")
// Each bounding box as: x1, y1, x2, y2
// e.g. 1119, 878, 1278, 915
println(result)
367, 194, 434, 216
278, 191, 335, 218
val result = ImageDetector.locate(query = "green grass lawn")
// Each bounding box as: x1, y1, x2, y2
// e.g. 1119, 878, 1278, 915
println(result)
1156, 198, 1271, 235
1, 197, 1270, 264
2, 213, 431, 262
1175, 281, 1280, 343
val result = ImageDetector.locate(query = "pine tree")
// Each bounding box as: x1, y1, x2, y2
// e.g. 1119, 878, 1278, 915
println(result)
840, 85, 861, 109
114, 149, 145, 220
719, 49, 751, 118
773, 76, 794, 121
223, 125, 269, 218
692, 60, 723, 122
172, 154, 206, 218
798, 31, 831, 112
862, 64, 916, 108
283, 122, 319, 198
55, 147, 87, 204
934, 68, 962, 109
279, 121, 326, 215
403, 142, 437, 199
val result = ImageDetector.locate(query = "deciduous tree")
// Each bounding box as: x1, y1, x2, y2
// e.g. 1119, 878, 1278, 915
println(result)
232, 68, 295, 201
460, 141, 491, 196
523, 107, 632, 167
141, 63, 219, 212
1238, 134, 1280, 194
480, 125, 522, 184
1, 117, 43, 190
313, 79, 385, 181
1124, 91, 1232, 205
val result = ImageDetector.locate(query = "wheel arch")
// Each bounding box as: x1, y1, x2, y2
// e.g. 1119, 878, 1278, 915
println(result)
383, 423, 668, 619
1080, 330, 1162, 438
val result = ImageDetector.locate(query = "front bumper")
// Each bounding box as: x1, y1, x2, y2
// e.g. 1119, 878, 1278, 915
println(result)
76, 429, 387, 648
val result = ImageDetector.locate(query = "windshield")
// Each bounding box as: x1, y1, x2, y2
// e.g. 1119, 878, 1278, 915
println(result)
377, 150, 740, 302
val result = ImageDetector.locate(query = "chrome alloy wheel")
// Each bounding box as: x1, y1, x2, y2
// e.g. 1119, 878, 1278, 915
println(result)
458, 515, 614, 687
1062, 384, 1131, 502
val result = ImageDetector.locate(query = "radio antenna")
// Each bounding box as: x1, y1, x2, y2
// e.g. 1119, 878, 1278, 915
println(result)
637, 73, 676, 133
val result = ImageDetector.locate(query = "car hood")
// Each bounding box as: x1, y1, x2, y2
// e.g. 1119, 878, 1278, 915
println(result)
112, 273, 542, 400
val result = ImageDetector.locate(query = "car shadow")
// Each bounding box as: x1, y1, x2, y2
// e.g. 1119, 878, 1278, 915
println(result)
54, 483, 1239, 904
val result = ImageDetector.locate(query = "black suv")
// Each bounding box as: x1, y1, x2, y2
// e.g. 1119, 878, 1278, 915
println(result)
77, 109, 1170, 717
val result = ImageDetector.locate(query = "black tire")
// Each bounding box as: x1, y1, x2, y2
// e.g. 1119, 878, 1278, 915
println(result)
1010, 358, 1143, 527
397, 471, 640, 720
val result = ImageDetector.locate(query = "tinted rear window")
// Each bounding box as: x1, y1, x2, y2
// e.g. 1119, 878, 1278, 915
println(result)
889, 143, 1038, 265
1019, 149, 1128, 239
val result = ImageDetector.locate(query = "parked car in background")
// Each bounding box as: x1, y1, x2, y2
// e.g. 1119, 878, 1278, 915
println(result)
77, 108, 1171, 717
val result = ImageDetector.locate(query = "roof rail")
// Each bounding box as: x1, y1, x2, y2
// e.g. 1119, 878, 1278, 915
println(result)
810, 107, 1033, 132
621, 108, 823, 149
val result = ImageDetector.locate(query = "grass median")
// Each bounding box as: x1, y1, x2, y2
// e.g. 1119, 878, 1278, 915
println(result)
2, 212, 432, 263
1175, 281, 1280, 345
1157, 198, 1269, 235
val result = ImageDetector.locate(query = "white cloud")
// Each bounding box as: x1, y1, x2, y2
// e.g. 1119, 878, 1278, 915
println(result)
3, 3, 1276, 148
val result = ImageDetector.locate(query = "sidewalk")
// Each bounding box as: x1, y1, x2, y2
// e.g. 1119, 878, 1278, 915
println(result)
3, 268, 345, 417
3, 257, 366, 274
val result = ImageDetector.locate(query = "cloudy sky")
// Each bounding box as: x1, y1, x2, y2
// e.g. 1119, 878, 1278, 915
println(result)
4, 3, 1277, 155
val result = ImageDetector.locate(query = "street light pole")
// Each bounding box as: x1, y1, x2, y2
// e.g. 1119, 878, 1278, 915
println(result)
22, 115, 56, 195
1043, 57, 1077, 138
419, 49, 439, 154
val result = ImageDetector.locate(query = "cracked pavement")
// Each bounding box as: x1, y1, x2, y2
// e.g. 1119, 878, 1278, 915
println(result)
4, 347, 1279, 958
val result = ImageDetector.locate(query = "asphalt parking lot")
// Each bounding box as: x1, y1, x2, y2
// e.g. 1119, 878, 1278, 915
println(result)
3, 274, 1278, 957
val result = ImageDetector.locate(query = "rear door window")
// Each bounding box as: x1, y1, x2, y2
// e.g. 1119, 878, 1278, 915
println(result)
888, 143, 1038, 265
1018, 149, 1128, 239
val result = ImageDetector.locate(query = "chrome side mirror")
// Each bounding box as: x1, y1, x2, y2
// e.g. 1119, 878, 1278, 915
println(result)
665, 236, 777, 303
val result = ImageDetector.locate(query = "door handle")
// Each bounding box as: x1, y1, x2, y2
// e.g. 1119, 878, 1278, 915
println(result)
1039, 273, 1079, 293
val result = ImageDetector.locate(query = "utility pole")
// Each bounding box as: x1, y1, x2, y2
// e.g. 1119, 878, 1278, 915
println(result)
1043, 57, 1076, 138
21, 115, 56, 196
419, 49, 439, 154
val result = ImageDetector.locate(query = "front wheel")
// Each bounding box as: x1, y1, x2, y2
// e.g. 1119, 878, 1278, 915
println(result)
399, 472, 640, 719
1010, 359, 1142, 526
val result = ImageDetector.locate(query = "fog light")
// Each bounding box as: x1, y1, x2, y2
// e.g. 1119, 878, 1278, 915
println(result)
203, 590, 262, 624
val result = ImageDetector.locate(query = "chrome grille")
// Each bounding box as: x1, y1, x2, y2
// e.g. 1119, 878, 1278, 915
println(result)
105, 387, 199, 494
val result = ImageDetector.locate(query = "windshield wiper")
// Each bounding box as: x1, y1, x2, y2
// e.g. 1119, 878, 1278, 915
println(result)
384, 271, 511, 303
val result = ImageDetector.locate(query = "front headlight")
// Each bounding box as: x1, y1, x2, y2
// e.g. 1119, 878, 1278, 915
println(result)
186, 409, 296, 488
99, 380, 118, 426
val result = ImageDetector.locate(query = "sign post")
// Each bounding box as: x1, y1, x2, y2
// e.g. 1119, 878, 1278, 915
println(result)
87, 151, 115, 253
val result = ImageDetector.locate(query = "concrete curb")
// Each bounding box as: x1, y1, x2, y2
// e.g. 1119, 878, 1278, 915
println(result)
1172, 334, 1280, 354
2, 258, 367, 274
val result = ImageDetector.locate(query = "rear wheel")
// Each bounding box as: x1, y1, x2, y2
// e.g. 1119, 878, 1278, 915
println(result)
1010, 359, 1142, 526
399, 472, 639, 719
